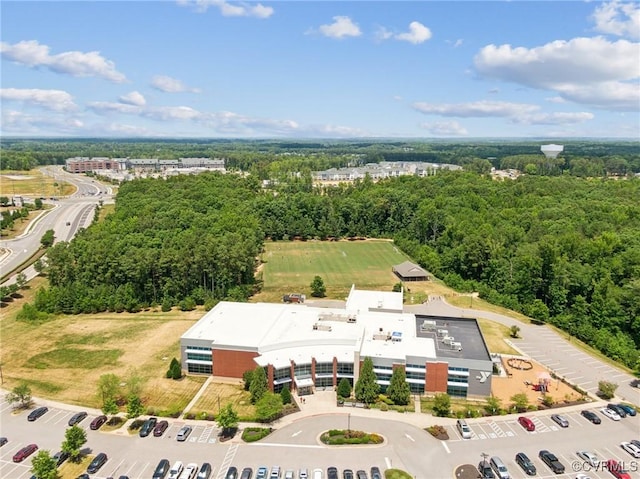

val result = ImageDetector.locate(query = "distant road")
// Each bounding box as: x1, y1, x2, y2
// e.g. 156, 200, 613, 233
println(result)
1, 166, 111, 285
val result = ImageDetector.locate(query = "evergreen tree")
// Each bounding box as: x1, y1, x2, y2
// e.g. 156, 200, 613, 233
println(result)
250, 366, 268, 404
280, 384, 292, 405
354, 357, 379, 404
310, 275, 326, 298
386, 367, 411, 405
433, 393, 451, 417
337, 378, 352, 399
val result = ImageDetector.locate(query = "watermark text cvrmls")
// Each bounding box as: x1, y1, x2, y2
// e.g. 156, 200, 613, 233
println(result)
571, 460, 639, 473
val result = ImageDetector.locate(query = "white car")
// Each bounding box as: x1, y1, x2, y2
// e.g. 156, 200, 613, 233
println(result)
621, 442, 640, 458
575, 474, 592, 479
600, 407, 621, 421
576, 451, 600, 467
313, 469, 323, 479
179, 463, 199, 479
169, 461, 184, 479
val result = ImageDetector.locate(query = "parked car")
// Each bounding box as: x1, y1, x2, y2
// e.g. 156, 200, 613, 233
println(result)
617, 403, 636, 416
53, 450, 70, 466
577, 450, 601, 467
601, 407, 621, 421
539, 450, 565, 474
240, 468, 253, 479
478, 461, 495, 479
76, 475, 90, 479
13, 444, 38, 462
153, 420, 169, 437
607, 404, 627, 418
90, 414, 108, 430
620, 442, 640, 458
226, 467, 239, 479
370, 468, 382, 479
168, 461, 184, 479
355, 472, 367, 479
0, 437, 7, 447
256, 467, 269, 479
179, 463, 199, 479
550, 414, 569, 428
284, 471, 295, 479
68, 411, 88, 426
632, 439, 640, 448
605, 459, 631, 479
515, 452, 536, 476
270, 467, 281, 479
197, 463, 212, 479
139, 416, 158, 437
153, 459, 171, 479
27, 406, 48, 421
327, 467, 338, 479
87, 452, 108, 473
581, 410, 601, 424
312, 470, 323, 479
298, 470, 307, 479
518, 416, 535, 431
176, 425, 192, 442
342, 470, 354, 479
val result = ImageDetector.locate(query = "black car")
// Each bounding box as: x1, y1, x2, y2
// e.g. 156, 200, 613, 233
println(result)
343, 471, 354, 479
76, 475, 90, 479
226, 467, 238, 479
478, 461, 495, 479
28, 406, 48, 421
139, 417, 158, 437
153, 420, 169, 437
153, 458, 170, 479
356, 471, 368, 479
197, 463, 213, 479
581, 410, 602, 424
68, 411, 88, 426
53, 450, 70, 466
327, 467, 339, 479
370, 468, 382, 479
515, 452, 536, 476
87, 452, 108, 473
539, 450, 565, 474
607, 403, 627, 418
0, 437, 7, 447
240, 468, 253, 479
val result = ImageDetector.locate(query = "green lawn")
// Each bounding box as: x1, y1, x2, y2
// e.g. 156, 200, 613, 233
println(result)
254, 239, 411, 302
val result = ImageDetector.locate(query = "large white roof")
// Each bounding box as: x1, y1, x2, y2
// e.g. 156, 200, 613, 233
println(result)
182, 286, 436, 366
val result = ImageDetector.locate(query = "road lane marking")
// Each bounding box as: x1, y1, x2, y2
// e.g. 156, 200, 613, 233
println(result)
441, 442, 450, 453
292, 430, 302, 437
404, 433, 414, 442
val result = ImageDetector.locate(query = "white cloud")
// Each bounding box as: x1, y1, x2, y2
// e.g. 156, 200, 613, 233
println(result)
412, 100, 539, 118
592, 1, 640, 39
143, 106, 203, 121
1, 109, 83, 134
0, 40, 126, 83
474, 36, 639, 111
0, 88, 77, 111
317, 16, 362, 39
393, 95, 403, 101
545, 96, 567, 104
453, 39, 463, 48
178, 0, 274, 18
513, 112, 595, 125
87, 101, 142, 115
151, 75, 201, 93
375, 26, 393, 42
119, 91, 146, 106
395, 21, 432, 44
420, 121, 468, 136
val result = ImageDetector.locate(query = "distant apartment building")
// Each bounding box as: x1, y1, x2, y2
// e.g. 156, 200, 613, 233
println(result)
65, 157, 225, 174
313, 161, 462, 183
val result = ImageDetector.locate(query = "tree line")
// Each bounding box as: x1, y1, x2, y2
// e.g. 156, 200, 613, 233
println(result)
24, 169, 640, 371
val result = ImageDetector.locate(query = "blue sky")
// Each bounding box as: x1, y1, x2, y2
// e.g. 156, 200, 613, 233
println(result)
1, 1, 639, 138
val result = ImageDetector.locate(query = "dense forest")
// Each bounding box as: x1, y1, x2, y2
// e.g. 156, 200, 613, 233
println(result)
29, 169, 640, 371
1, 138, 639, 177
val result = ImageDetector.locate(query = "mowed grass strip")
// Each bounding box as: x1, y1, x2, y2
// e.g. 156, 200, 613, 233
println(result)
255, 239, 411, 301
0, 169, 75, 197
188, 382, 254, 419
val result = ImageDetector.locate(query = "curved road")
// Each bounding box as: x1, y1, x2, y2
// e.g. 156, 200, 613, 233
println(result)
1, 166, 112, 286
406, 298, 640, 407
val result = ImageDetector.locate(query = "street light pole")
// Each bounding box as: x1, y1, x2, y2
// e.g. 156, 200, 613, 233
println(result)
347, 413, 351, 438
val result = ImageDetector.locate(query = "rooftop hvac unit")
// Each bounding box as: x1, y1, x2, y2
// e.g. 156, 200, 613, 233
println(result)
421, 320, 436, 331
442, 336, 455, 345
450, 341, 462, 351
312, 323, 332, 332
437, 329, 448, 337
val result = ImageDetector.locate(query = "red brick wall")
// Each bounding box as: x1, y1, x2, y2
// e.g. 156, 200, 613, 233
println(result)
425, 361, 449, 393
212, 349, 258, 378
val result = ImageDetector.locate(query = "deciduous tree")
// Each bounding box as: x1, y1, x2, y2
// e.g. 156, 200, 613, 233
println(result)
30, 450, 58, 479
6, 383, 32, 409
61, 424, 87, 462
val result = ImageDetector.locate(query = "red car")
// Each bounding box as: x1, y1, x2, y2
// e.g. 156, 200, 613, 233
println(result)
518, 416, 535, 431
606, 459, 631, 479
90, 415, 108, 430
153, 420, 169, 437
13, 443, 38, 462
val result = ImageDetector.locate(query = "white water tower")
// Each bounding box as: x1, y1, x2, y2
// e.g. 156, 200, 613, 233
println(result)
541, 144, 564, 159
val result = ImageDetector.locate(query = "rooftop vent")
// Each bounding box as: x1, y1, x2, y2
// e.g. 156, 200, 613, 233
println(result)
312, 323, 332, 332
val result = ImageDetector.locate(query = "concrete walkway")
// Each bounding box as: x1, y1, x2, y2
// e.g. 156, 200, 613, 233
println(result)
181, 375, 214, 419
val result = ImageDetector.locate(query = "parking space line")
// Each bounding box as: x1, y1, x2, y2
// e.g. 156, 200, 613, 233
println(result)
42, 410, 66, 424
53, 411, 71, 425
105, 457, 127, 478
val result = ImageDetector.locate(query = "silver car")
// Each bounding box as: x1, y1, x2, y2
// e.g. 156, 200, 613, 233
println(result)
551, 414, 569, 427
577, 450, 600, 467
176, 425, 192, 441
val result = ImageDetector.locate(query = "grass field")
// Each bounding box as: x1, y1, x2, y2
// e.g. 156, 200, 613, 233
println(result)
187, 381, 254, 419
0, 169, 75, 197
253, 239, 412, 302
